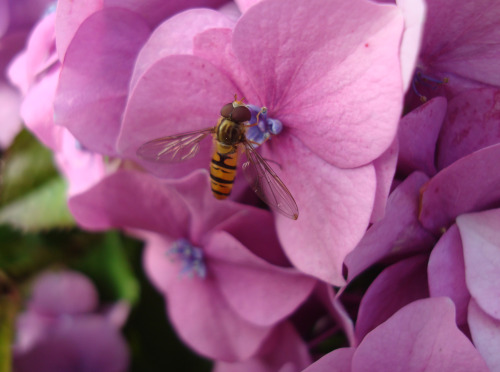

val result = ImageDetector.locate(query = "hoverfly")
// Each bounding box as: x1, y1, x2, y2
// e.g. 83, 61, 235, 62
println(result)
136, 97, 299, 220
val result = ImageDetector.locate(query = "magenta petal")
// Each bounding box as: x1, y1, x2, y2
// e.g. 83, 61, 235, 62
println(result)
397, 96, 447, 177
272, 135, 376, 285
370, 138, 398, 222
105, 0, 228, 29
233, 0, 404, 168
419, 144, 500, 234
352, 298, 489, 372
206, 231, 315, 327
54, 8, 150, 155
422, 0, 500, 87
28, 271, 98, 315
130, 8, 234, 90
118, 54, 238, 177
214, 322, 312, 372
55, 0, 102, 59
14, 315, 129, 372
468, 299, 500, 371
437, 88, 500, 170
68, 170, 190, 237
427, 224, 470, 325
0, 0, 8, 37
457, 209, 500, 319
355, 255, 429, 342
345, 172, 435, 281
143, 237, 271, 362
303, 348, 355, 372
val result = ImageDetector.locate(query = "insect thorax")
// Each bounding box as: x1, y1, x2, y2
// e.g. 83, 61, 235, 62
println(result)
216, 117, 245, 147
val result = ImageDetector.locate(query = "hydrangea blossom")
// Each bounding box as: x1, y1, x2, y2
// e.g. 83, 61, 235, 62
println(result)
13, 271, 129, 372
303, 298, 489, 372
68, 169, 316, 361
53, 0, 407, 285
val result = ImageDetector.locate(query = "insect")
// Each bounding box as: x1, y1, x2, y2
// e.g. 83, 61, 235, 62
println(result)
136, 97, 299, 220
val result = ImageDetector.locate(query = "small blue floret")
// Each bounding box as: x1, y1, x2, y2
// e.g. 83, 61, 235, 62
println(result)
168, 238, 206, 279
245, 105, 283, 148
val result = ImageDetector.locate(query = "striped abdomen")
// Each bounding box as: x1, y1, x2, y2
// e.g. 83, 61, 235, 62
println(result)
210, 141, 239, 200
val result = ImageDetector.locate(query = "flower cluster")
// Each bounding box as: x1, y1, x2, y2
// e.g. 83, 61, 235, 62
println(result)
3, 0, 500, 370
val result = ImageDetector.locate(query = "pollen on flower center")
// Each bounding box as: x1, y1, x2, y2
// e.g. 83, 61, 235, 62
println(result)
411, 69, 449, 103
245, 104, 283, 147
167, 238, 207, 279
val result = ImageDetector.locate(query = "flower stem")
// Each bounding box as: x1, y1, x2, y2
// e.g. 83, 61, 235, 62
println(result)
0, 272, 18, 372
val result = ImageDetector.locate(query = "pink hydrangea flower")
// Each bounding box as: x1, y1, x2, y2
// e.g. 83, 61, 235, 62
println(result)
52, 0, 407, 284
303, 298, 489, 372
13, 270, 129, 372
68, 169, 316, 361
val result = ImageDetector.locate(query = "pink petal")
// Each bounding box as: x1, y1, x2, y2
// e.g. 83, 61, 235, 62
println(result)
355, 255, 429, 342
419, 143, 500, 234
427, 224, 470, 325
14, 315, 129, 372
345, 172, 435, 281
468, 299, 500, 371
109, 0, 228, 27
193, 28, 259, 104
233, 0, 404, 168
206, 231, 316, 327
54, 0, 102, 59
130, 8, 234, 90
397, 96, 447, 177
457, 208, 500, 319
118, 54, 239, 176
421, 0, 500, 87
143, 235, 271, 362
437, 88, 500, 170
68, 169, 190, 236
0, 83, 22, 148
28, 271, 98, 315
20, 69, 64, 151
54, 8, 150, 155
233, 0, 263, 13
214, 322, 312, 372
54, 129, 106, 197
7, 12, 56, 95
352, 298, 489, 372
271, 134, 377, 285
303, 348, 355, 372
397, 0, 426, 92
370, 138, 398, 222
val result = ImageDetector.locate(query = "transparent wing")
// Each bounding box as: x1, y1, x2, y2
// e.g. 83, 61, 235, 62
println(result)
136, 128, 214, 163
242, 141, 299, 220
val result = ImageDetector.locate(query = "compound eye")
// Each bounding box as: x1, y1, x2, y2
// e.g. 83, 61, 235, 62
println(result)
231, 105, 251, 123
220, 103, 234, 118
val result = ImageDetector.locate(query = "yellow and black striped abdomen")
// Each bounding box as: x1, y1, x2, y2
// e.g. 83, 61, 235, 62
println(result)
210, 142, 238, 200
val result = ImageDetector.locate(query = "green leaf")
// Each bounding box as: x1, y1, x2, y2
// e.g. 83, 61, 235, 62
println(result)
71, 231, 140, 304
0, 177, 75, 232
0, 130, 75, 231
0, 273, 18, 372
1, 130, 58, 205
